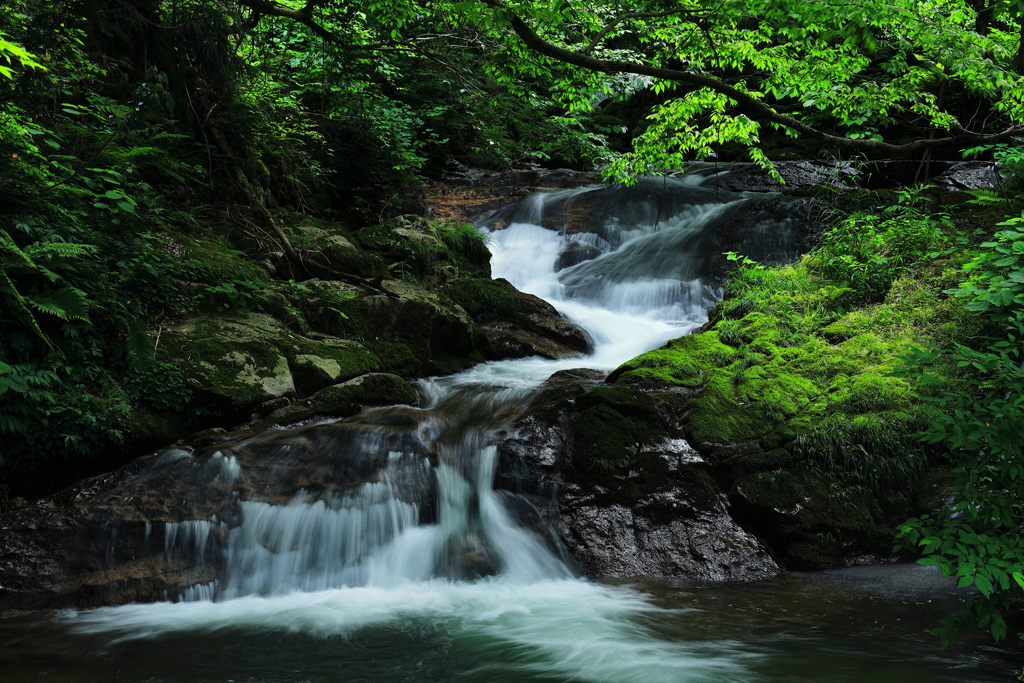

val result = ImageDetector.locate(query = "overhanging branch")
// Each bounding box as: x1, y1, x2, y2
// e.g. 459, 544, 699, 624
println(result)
481, 0, 1024, 154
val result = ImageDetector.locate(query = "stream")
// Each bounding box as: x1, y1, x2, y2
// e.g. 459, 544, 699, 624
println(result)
1, 176, 1018, 681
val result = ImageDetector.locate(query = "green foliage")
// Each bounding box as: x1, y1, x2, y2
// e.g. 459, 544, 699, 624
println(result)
204, 277, 268, 315
807, 209, 945, 306
440, 224, 491, 263
0, 31, 44, 79
896, 213, 1024, 645
0, 360, 127, 468
125, 360, 193, 413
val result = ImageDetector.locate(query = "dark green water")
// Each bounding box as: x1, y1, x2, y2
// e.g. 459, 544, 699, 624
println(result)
1, 563, 1018, 683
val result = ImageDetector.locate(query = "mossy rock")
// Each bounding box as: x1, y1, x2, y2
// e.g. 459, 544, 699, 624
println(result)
447, 278, 527, 322
353, 215, 445, 262
572, 386, 662, 479
158, 313, 379, 413
274, 214, 391, 280
263, 373, 417, 425
298, 277, 480, 375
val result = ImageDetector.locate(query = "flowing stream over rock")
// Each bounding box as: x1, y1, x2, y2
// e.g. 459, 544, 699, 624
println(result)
2, 176, 1015, 682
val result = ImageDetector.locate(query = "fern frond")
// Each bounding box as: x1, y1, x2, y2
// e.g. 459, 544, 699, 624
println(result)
25, 286, 90, 321
0, 270, 54, 349
25, 241, 97, 261
0, 229, 39, 272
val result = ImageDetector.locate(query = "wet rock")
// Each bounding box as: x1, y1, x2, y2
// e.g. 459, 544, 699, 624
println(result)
555, 241, 602, 271
263, 373, 417, 425
494, 383, 781, 582
930, 161, 1004, 191
546, 368, 607, 382
559, 494, 778, 581
0, 406, 436, 610
301, 277, 483, 377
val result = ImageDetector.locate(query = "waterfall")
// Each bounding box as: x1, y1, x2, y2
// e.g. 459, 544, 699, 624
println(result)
127, 175, 802, 603
44, 175, 1009, 683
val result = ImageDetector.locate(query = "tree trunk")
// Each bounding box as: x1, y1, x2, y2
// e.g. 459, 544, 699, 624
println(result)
974, 0, 993, 35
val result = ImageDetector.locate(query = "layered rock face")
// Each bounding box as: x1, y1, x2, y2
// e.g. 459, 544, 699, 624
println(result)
0, 392, 434, 610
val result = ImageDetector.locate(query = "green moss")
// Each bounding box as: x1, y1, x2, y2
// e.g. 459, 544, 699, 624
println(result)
611, 330, 738, 388
573, 404, 648, 474
158, 313, 380, 412
447, 278, 525, 322
605, 202, 991, 568
366, 340, 421, 376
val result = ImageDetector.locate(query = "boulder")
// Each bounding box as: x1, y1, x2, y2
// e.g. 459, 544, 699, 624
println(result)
158, 313, 379, 414
263, 373, 417, 425
0, 406, 436, 610
495, 383, 781, 581
448, 278, 592, 360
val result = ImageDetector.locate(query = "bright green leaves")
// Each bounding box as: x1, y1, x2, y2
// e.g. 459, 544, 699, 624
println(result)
894, 210, 1024, 645
958, 221, 1024, 319
606, 88, 779, 184
0, 32, 44, 80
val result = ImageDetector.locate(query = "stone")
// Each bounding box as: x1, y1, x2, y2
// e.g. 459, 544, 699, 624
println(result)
482, 323, 586, 360
291, 354, 344, 392
559, 494, 778, 581
494, 383, 781, 582
545, 368, 608, 382
158, 313, 379, 414
263, 373, 418, 425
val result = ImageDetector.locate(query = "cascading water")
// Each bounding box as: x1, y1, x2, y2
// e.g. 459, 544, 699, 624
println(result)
139, 176, 756, 604
60, 175, 772, 682
40, 175, 1007, 683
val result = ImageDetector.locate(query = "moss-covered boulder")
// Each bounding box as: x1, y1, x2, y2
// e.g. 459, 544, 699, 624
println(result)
352, 214, 490, 282
158, 313, 379, 414
448, 277, 592, 359
605, 250, 976, 570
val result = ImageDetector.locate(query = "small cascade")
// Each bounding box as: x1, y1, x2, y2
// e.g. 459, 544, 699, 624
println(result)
89, 174, 812, 602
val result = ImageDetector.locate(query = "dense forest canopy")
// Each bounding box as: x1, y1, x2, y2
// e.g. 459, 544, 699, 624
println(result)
1, 0, 1024, 647
233, 0, 1024, 177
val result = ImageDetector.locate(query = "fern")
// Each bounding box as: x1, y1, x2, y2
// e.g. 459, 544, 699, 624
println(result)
24, 286, 90, 321
0, 229, 95, 350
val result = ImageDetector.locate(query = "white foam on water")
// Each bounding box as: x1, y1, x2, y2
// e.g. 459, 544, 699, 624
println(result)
64, 579, 748, 683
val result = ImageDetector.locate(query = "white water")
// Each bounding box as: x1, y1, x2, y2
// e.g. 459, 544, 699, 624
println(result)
448, 189, 734, 387
63, 183, 759, 682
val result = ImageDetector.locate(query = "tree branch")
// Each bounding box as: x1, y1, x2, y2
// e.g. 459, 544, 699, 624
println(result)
482, 0, 1024, 154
